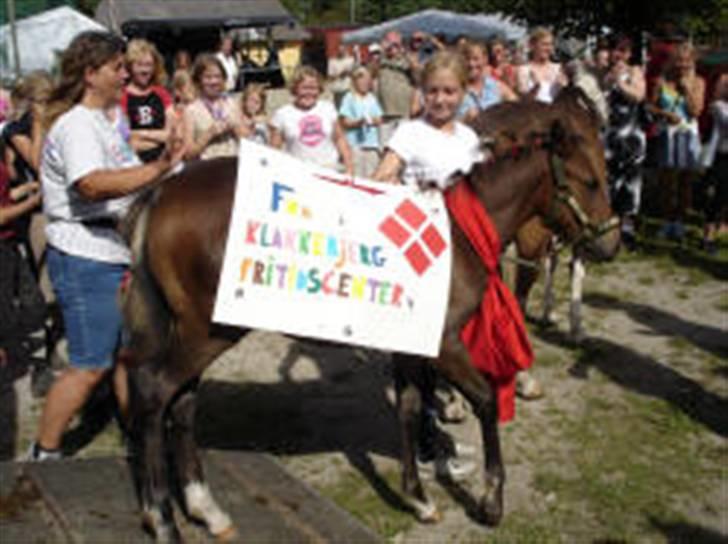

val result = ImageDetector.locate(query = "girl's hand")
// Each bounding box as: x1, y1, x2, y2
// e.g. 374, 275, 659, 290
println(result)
10, 181, 40, 201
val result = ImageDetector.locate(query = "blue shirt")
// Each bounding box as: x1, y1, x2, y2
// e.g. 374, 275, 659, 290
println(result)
458, 76, 502, 118
339, 91, 383, 149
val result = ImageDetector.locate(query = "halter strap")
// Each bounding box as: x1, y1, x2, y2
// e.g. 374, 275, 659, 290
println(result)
542, 153, 620, 244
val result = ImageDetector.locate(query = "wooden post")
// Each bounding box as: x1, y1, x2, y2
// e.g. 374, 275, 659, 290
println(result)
6, 0, 21, 78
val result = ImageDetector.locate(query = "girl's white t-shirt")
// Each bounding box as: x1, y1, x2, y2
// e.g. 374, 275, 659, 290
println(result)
270, 100, 339, 168
387, 119, 482, 189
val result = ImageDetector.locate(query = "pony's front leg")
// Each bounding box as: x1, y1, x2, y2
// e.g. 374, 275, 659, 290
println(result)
541, 251, 559, 325
393, 354, 440, 523
169, 382, 235, 541
569, 254, 585, 343
437, 337, 505, 526
129, 367, 180, 543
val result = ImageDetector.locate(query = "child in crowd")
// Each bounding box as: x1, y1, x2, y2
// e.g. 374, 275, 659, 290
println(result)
374, 51, 481, 190
122, 39, 175, 163
269, 65, 353, 174
241, 83, 269, 145
373, 51, 481, 481
338, 66, 383, 178
184, 54, 247, 160
3, 71, 53, 187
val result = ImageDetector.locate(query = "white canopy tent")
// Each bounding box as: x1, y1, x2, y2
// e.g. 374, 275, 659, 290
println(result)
1, 6, 107, 81
342, 9, 526, 45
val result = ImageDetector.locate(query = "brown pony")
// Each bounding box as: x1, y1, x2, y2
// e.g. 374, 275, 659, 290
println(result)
121, 88, 619, 542
472, 89, 620, 342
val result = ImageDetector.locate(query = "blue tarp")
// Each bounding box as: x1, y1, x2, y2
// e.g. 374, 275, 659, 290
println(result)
342, 9, 526, 44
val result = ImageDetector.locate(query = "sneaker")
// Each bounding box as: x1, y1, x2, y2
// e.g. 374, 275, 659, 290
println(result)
417, 455, 477, 482
24, 442, 62, 462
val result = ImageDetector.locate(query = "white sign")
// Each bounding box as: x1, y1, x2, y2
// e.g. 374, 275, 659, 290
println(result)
213, 141, 452, 357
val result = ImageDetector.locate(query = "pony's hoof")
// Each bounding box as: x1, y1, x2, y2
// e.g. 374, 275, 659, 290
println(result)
480, 497, 503, 526
142, 510, 181, 544
516, 374, 544, 400
214, 524, 238, 542
441, 399, 468, 423
569, 329, 585, 345
409, 499, 441, 523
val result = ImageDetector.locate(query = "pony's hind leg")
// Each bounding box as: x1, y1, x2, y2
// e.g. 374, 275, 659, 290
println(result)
128, 365, 180, 543
168, 381, 235, 541
394, 354, 440, 522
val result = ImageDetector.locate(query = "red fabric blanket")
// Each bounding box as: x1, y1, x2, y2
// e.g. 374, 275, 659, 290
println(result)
444, 181, 534, 422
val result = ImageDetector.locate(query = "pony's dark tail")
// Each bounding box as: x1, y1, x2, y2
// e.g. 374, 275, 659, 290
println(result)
120, 187, 173, 365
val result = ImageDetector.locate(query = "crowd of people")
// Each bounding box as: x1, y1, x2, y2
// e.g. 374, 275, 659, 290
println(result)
0, 24, 725, 470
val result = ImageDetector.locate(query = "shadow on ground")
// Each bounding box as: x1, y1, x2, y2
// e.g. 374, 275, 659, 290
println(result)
649, 516, 728, 544
533, 328, 728, 438
584, 292, 728, 360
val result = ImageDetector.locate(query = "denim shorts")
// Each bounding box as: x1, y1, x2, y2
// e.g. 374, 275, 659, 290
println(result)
47, 246, 127, 370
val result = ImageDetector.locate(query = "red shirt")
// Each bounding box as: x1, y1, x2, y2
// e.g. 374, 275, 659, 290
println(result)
0, 160, 15, 240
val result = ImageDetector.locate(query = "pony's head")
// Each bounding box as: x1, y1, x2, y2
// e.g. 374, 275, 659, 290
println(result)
472, 94, 619, 261
538, 114, 620, 261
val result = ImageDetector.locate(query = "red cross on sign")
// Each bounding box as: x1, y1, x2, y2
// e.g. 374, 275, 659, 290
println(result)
379, 199, 447, 276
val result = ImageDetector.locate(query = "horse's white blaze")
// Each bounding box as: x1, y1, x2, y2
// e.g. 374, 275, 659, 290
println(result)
184, 482, 232, 535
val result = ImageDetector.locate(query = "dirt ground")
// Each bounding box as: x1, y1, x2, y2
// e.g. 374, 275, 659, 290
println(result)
5, 231, 726, 543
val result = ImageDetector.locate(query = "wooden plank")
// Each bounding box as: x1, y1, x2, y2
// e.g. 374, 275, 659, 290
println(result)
208, 450, 381, 544
0, 462, 69, 544
23, 457, 143, 544
201, 451, 314, 543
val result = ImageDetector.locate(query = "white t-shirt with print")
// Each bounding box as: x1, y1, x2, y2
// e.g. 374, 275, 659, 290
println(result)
270, 101, 339, 168
387, 119, 482, 189
41, 104, 141, 264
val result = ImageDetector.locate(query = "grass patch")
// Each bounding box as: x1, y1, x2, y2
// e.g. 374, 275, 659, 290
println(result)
675, 289, 690, 300
489, 512, 563, 543
714, 297, 728, 313
519, 389, 712, 541
319, 469, 414, 540
637, 275, 656, 286
667, 336, 693, 353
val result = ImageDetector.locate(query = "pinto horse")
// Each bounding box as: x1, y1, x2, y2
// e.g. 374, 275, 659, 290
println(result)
121, 89, 619, 541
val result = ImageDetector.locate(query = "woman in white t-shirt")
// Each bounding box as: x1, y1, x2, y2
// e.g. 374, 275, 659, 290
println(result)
269, 66, 353, 174
516, 28, 567, 104
28, 31, 184, 462
372, 51, 480, 481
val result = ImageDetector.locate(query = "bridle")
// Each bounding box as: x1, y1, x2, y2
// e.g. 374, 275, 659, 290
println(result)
541, 149, 620, 246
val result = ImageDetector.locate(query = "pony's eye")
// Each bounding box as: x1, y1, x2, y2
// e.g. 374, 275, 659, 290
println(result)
585, 178, 600, 191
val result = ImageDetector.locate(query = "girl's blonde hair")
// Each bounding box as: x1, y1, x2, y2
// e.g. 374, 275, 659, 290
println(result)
529, 27, 553, 46
126, 39, 167, 87
242, 83, 267, 115
350, 65, 372, 91
172, 69, 196, 101
288, 65, 324, 94
10, 70, 53, 120
43, 31, 126, 131
462, 40, 489, 60
420, 51, 468, 91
